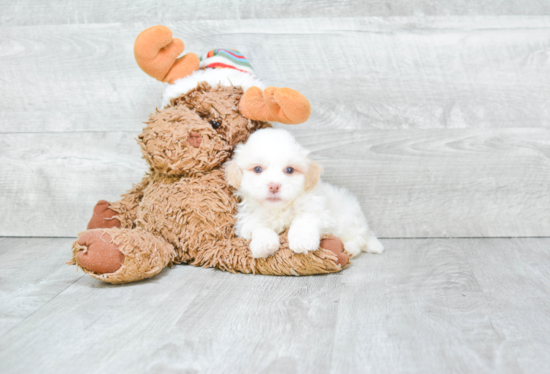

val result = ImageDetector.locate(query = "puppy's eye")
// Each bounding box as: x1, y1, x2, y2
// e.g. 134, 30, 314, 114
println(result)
285, 167, 294, 174
209, 120, 221, 129
253, 166, 263, 173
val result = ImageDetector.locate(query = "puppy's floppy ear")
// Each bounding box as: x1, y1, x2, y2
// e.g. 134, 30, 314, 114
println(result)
224, 159, 243, 189
305, 160, 323, 192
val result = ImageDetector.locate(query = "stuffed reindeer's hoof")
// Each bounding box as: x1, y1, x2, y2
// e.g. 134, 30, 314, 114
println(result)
75, 230, 125, 274
87, 200, 121, 230
320, 235, 349, 267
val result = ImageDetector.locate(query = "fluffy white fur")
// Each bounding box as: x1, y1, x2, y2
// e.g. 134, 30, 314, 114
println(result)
161, 68, 266, 109
224, 128, 384, 259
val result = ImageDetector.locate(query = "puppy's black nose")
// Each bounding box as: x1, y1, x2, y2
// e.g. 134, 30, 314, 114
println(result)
187, 133, 202, 148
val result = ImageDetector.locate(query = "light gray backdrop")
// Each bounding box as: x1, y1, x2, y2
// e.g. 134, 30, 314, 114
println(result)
1, 3, 549, 238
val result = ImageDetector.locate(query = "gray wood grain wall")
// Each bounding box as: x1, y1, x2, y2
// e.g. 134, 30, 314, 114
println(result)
2, 1, 550, 25
1, 8, 549, 237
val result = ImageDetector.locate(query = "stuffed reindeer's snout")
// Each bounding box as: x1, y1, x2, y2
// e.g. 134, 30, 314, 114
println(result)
187, 132, 202, 148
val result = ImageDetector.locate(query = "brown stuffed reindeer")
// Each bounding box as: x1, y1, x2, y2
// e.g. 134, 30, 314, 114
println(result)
68, 26, 349, 284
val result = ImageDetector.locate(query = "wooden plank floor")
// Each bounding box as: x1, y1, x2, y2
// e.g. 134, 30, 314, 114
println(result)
1, 237, 549, 374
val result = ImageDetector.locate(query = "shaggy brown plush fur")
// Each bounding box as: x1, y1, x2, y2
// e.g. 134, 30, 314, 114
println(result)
69, 83, 348, 284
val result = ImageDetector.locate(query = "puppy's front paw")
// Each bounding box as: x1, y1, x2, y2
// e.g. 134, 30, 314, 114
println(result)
250, 228, 280, 258
366, 237, 384, 254
288, 226, 320, 254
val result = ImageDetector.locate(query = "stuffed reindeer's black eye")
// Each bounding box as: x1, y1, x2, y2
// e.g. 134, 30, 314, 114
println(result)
209, 120, 221, 129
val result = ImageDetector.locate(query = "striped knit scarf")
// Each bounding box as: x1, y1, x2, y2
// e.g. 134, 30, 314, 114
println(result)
199, 48, 254, 75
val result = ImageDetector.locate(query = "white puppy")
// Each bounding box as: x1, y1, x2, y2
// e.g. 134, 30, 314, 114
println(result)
224, 128, 384, 259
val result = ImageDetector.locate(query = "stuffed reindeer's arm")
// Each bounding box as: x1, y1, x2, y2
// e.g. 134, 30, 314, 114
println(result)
87, 175, 152, 230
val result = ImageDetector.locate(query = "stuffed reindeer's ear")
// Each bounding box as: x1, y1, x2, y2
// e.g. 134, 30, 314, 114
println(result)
240, 87, 311, 125
304, 160, 323, 192
134, 26, 200, 84
224, 159, 243, 189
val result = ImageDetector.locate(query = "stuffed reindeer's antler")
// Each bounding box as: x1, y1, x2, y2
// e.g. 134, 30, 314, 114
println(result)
134, 26, 311, 123
239, 86, 311, 125
134, 26, 200, 84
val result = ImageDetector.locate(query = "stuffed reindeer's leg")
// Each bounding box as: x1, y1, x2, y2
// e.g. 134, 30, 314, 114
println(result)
192, 233, 349, 276
68, 229, 175, 284
87, 175, 152, 230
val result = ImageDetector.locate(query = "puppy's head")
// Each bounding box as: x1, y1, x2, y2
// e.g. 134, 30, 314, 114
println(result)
224, 128, 322, 207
